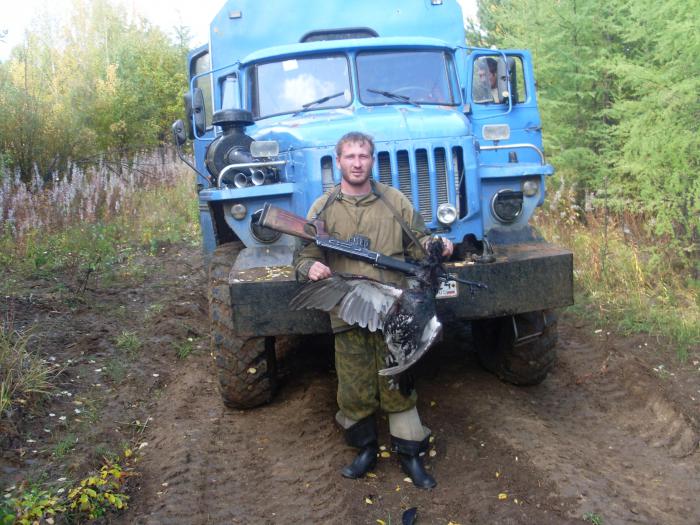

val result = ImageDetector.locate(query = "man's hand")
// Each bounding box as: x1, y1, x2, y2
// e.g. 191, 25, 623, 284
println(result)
308, 261, 332, 281
423, 237, 454, 258
440, 238, 454, 258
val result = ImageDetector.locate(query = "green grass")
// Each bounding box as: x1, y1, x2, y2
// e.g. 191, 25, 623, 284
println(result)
174, 338, 196, 360
104, 358, 128, 383
0, 164, 199, 296
536, 209, 699, 360
115, 331, 142, 356
0, 326, 59, 419
583, 511, 604, 525
53, 433, 78, 459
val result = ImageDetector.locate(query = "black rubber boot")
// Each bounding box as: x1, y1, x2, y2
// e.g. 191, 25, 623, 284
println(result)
391, 435, 436, 489
341, 416, 379, 479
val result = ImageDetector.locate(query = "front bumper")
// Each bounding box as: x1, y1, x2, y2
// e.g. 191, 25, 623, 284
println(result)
228, 241, 573, 337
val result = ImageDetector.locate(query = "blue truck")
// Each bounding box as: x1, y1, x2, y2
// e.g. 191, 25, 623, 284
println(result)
171, 0, 573, 408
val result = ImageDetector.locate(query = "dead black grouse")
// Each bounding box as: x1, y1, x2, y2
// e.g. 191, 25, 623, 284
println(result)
290, 239, 450, 376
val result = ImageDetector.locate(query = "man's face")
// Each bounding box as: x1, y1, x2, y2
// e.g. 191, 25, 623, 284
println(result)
489, 70, 497, 88
337, 140, 374, 189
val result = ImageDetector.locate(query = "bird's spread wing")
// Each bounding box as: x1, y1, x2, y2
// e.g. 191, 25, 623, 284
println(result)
337, 279, 402, 332
289, 274, 352, 311
289, 274, 402, 332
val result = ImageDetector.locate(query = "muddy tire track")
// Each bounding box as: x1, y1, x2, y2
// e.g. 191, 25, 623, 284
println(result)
118, 247, 698, 525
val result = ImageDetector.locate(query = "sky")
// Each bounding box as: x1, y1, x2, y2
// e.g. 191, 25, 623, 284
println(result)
0, 0, 477, 61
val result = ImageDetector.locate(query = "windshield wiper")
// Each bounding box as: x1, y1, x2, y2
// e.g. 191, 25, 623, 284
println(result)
367, 88, 420, 107
293, 92, 345, 115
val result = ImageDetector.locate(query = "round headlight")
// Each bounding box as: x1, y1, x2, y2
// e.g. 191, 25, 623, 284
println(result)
491, 190, 523, 223
437, 203, 458, 225
522, 179, 539, 197
230, 203, 247, 220
250, 209, 282, 243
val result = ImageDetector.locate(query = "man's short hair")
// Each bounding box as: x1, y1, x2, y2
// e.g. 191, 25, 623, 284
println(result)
335, 131, 375, 157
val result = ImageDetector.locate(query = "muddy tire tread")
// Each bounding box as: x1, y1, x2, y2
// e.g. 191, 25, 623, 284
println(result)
473, 310, 558, 386
209, 242, 277, 408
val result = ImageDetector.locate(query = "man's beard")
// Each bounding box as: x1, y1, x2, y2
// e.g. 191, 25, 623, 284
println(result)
341, 169, 371, 187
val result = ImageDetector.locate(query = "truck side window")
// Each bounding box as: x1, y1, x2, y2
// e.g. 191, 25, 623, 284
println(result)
472, 56, 526, 105
249, 54, 351, 118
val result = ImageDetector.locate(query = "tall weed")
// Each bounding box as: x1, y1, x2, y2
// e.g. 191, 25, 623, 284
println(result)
0, 151, 198, 289
1, 310, 60, 419
535, 196, 699, 359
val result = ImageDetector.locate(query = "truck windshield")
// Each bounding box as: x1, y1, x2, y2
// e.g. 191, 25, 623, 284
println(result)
249, 54, 351, 118
357, 50, 457, 106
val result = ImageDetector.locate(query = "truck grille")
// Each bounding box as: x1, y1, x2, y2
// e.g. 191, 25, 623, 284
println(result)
375, 146, 462, 224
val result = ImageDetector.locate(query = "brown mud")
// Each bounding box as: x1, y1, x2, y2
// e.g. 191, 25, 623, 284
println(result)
2, 242, 698, 525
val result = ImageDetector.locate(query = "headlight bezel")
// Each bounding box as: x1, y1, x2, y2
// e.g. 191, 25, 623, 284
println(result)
491, 189, 524, 224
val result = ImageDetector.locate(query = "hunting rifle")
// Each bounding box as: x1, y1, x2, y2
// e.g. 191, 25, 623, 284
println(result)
257, 203, 485, 289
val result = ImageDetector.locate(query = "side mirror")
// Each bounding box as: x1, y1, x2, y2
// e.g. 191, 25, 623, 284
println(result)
192, 87, 207, 137
496, 57, 518, 104
496, 59, 509, 103
172, 119, 187, 147
183, 93, 194, 139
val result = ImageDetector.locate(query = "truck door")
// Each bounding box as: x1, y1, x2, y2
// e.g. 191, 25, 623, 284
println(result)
466, 50, 545, 166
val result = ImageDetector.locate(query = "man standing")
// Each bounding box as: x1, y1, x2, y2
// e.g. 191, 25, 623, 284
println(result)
294, 131, 453, 489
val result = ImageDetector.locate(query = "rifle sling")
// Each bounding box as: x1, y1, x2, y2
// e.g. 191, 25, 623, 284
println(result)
371, 181, 428, 257
313, 182, 428, 257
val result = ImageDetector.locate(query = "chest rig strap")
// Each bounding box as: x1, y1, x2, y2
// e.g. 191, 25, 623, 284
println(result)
313, 182, 428, 257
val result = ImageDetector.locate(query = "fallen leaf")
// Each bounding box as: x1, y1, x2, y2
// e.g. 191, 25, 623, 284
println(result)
376, 521, 386, 525
366, 472, 377, 478
247, 367, 257, 374
365, 497, 373, 505
380, 451, 391, 458
429, 450, 437, 457
498, 493, 508, 500
495, 471, 500, 478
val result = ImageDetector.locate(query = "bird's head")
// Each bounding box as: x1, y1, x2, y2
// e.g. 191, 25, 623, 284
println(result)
414, 237, 448, 294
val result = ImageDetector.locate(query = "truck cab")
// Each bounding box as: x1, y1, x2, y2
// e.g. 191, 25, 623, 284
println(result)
172, 0, 573, 408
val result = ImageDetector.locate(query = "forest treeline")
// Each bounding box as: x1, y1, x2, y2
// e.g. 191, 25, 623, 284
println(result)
0, 0, 698, 250
0, 0, 189, 180
469, 0, 699, 249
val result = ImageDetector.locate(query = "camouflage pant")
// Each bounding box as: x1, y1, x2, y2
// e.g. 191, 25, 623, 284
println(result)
334, 327, 417, 421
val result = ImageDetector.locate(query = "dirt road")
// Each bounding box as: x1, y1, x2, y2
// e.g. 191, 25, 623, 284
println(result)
3, 242, 698, 524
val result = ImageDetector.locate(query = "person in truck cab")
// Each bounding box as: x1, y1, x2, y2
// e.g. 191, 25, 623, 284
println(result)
474, 57, 501, 103
294, 131, 453, 489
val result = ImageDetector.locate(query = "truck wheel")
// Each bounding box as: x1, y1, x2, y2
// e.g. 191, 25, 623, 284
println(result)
209, 242, 277, 408
472, 310, 558, 385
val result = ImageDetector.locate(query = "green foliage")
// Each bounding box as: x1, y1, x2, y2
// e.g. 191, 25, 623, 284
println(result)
175, 338, 196, 360
583, 511, 604, 525
0, 324, 59, 419
472, 0, 699, 248
2, 450, 133, 523
116, 330, 142, 355
0, 0, 189, 182
535, 207, 699, 359
67, 458, 131, 519
0, 161, 199, 293
53, 433, 78, 459
1, 487, 66, 525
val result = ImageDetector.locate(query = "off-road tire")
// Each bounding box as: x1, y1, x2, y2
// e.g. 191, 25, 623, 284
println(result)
472, 310, 558, 385
209, 242, 277, 408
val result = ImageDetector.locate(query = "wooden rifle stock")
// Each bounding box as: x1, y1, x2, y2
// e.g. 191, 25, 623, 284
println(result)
258, 203, 327, 241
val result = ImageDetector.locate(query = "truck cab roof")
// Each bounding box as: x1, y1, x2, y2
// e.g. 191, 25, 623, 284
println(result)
240, 36, 454, 66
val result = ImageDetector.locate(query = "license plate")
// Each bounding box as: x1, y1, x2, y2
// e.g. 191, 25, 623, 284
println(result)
436, 279, 458, 299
